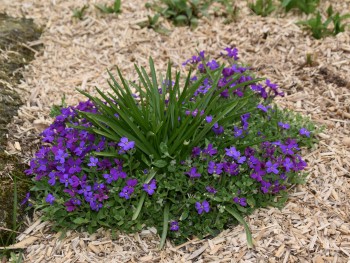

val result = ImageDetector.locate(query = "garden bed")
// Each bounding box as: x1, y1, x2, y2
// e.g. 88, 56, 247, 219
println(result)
1, 0, 350, 262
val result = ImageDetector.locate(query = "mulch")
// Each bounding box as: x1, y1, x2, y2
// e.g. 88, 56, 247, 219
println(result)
1, 0, 350, 262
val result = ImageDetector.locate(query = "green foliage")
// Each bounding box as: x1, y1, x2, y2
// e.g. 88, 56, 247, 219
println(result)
95, 0, 121, 14
27, 50, 318, 248
49, 95, 66, 118
249, 0, 276, 17
148, 0, 211, 27
215, 0, 239, 24
280, 0, 319, 14
297, 6, 350, 39
72, 5, 89, 20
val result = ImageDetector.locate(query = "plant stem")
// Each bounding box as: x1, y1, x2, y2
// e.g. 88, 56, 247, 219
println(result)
225, 206, 254, 248
159, 202, 170, 249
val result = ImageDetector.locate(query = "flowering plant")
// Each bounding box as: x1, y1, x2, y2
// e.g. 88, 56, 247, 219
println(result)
25, 48, 316, 248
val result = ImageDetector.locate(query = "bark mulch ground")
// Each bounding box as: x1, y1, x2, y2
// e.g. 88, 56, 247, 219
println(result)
1, 0, 350, 262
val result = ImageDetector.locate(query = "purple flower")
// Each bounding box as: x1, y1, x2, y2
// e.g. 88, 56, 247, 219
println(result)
283, 158, 294, 172
241, 113, 250, 130
195, 200, 210, 214
205, 115, 213, 123
257, 104, 269, 113
88, 156, 98, 167
278, 122, 290, 130
64, 198, 81, 212
206, 186, 217, 194
20, 192, 30, 206
208, 161, 224, 175
54, 149, 69, 164
233, 126, 243, 138
207, 60, 219, 70
170, 221, 179, 231
266, 161, 279, 174
223, 162, 239, 176
143, 179, 157, 195
223, 47, 239, 60
118, 137, 135, 152
204, 144, 217, 156
185, 167, 201, 178
233, 197, 247, 207
261, 181, 271, 194
212, 123, 224, 135
299, 128, 310, 137
45, 193, 55, 205
225, 147, 246, 163
192, 146, 201, 157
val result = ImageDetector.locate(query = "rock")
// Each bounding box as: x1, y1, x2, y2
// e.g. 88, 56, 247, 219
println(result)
0, 13, 41, 246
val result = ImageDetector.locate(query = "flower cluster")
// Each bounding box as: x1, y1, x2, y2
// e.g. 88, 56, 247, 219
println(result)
25, 101, 137, 212
26, 47, 316, 246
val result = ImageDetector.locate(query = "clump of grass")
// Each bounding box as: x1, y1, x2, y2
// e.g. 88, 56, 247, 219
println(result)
50, 95, 67, 118
297, 5, 350, 39
280, 0, 319, 15
215, 0, 240, 24
95, 0, 122, 14
147, 0, 211, 28
249, 0, 276, 17
72, 5, 89, 20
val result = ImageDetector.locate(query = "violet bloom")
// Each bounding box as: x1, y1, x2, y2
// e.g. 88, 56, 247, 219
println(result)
266, 161, 279, 174
204, 144, 217, 156
223, 47, 239, 60
55, 149, 69, 164
170, 221, 179, 231
205, 115, 213, 123
278, 122, 290, 130
206, 186, 217, 194
233, 126, 243, 138
195, 200, 210, 214
88, 156, 98, 167
261, 181, 271, 194
233, 197, 247, 207
119, 179, 138, 199
143, 179, 157, 195
223, 162, 239, 176
257, 104, 268, 113
299, 128, 310, 137
192, 146, 201, 157
64, 198, 81, 212
118, 137, 135, 152
207, 60, 219, 70
212, 123, 224, 135
283, 158, 294, 172
45, 193, 55, 205
20, 192, 30, 206
185, 167, 201, 178
208, 161, 223, 175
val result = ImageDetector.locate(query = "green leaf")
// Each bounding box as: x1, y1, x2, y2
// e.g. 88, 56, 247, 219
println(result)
225, 207, 253, 248
153, 159, 168, 168
73, 217, 90, 225
159, 203, 170, 249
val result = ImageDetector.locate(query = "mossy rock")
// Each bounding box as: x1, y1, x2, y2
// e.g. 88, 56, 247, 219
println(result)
0, 13, 41, 247
0, 13, 42, 149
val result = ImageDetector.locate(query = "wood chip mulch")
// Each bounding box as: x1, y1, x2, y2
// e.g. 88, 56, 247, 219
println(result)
1, 0, 350, 262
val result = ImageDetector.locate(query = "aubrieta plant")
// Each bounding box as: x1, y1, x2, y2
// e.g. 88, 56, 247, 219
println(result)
25, 48, 317, 248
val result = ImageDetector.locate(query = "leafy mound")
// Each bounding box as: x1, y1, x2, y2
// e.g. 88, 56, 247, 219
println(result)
25, 48, 316, 247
